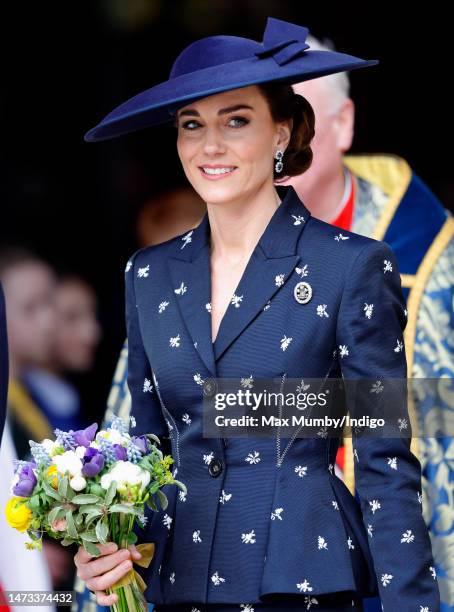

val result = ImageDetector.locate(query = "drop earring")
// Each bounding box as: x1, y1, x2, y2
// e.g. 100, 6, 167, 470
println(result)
274, 149, 284, 173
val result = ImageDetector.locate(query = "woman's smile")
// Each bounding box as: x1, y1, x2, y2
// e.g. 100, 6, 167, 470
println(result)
198, 164, 238, 180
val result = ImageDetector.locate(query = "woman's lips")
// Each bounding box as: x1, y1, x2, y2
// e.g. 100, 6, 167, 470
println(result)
198, 166, 237, 180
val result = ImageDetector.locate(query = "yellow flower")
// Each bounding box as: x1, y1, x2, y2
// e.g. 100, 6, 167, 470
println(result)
46, 465, 58, 489
5, 497, 33, 532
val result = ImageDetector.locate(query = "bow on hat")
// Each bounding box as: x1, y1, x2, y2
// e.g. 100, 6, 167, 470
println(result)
255, 17, 310, 66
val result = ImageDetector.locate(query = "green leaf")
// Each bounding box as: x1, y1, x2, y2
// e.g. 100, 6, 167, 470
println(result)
146, 497, 158, 512
126, 531, 138, 545
66, 511, 78, 539
156, 489, 167, 511
28, 495, 41, 511
58, 475, 68, 499
108, 504, 141, 515
79, 504, 103, 514
95, 520, 109, 544
104, 481, 117, 507
47, 506, 65, 525
61, 538, 76, 546
71, 494, 103, 505
83, 540, 101, 557
80, 531, 98, 542
42, 480, 62, 502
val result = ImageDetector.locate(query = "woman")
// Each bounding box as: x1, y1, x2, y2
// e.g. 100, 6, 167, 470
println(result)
75, 17, 440, 611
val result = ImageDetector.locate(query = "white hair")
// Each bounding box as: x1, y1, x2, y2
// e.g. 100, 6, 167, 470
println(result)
301, 34, 351, 114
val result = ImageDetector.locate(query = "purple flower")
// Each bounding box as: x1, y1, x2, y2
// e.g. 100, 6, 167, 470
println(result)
132, 435, 151, 455
112, 444, 127, 461
13, 463, 37, 497
81, 447, 105, 477
72, 423, 98, 447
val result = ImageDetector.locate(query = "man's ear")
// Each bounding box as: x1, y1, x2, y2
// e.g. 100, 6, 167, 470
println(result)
334, 98, 355, 152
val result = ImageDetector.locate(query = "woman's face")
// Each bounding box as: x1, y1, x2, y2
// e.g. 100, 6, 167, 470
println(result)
176, 85, 291, 206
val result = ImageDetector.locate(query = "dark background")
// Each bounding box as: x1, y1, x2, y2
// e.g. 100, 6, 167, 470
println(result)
1, 1, 451, 422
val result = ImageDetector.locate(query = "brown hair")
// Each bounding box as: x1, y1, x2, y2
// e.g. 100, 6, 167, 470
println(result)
257, 81, 315, 182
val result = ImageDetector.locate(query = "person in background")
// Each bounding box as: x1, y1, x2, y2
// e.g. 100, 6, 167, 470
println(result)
284, 34, 454, 611
73, 185, 204, 612
0, 247, 75, 594
0, 282, 7, 442
23, 274, 101, 434
0, 282, 10, 608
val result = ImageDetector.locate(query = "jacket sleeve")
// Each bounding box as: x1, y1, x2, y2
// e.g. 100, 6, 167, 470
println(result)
125, 251, 170, 449
336, 240, 440, 610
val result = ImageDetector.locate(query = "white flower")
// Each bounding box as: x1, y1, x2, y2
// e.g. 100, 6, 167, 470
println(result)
181, 230, 193, 249
41, 438, 61, 457
339, 344, 349, 358
295, 465, 308, 478
292, 214, 305, 225
231, 293, 243, 308
387, 457, 397, 470
275, 274, 285, 287
271, 507, 284, 520
280, 335, 293, 351
205, 302, 211, 313
211, 571, 225, 586
97, 429, 126, 446
394, 339, 404, 352
241, 530, 256, 544
296, 579, 313, 593
169, 334, 181, 347
194, 373, 204, 386
380, 573, 393, 587
70, 476, 87, 491
125, 261, 132, 273
383, 260, 393, 273
334, 233, 349, 241
53, 450, 84, 478
241, 375, 254, 389
367, 524, 373, 538
220, 490, 232, 504
317, 535, 328, 550
369, 499, 381, 514
332, 500, 339, 510
193, 530, 202, 543
245, 451, 261, 464
317, 304, 329, 318
347, 537, 355, 550
100, 461, 150, 494
364, 303, 374, 319
137, 265, 149, 278
430, 566, 437, 579
143, 378, 153, 393
295, 264, 308, 277
174, 282, 187, 295
401, 529, 414, 543
158, 301, 169, 313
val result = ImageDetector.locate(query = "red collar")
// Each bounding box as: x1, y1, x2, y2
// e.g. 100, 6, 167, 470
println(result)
330, 169, 355, 231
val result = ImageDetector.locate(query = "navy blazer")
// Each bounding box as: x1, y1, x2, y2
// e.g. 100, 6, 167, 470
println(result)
125, 185, 440, 609
0, 282, 8, 443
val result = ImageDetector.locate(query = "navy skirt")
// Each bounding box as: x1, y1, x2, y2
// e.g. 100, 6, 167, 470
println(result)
153, 590, 364, 611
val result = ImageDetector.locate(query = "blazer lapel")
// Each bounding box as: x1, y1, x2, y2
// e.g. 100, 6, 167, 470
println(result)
167, 185, 311, 371
167, 214, 217, 377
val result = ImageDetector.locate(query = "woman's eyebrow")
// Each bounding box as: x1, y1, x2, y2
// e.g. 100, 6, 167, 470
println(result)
177, 104, 254, 118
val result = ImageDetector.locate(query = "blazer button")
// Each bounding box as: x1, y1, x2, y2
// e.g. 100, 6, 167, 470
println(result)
208, 458, 223, 477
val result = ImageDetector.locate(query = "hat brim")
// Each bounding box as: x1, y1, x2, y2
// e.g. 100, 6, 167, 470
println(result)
84, 50, 378, 142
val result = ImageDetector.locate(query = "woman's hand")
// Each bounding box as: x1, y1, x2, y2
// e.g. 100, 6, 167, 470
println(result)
74, 542, 142, 606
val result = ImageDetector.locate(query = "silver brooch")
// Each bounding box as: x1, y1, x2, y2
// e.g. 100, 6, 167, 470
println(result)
294, 281, 312, 304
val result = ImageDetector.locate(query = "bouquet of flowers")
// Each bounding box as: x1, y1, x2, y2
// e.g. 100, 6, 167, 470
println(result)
4, 416, 185, 612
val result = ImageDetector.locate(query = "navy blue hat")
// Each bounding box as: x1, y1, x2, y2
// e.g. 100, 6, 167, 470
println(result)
84, 17, 378, 142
